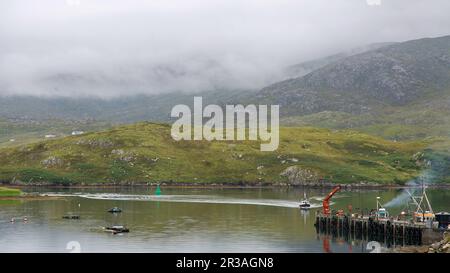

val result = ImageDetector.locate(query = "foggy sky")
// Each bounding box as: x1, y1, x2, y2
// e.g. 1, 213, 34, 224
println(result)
1, 0, 450, 98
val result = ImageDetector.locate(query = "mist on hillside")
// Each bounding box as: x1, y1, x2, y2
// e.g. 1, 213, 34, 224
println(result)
1, 0, 450, 98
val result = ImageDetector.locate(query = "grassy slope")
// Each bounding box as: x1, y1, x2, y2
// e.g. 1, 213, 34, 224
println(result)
0, 122, 426, 186
281, 89, 450, 141
0, 187, 22, 197
0, 118, 112, 148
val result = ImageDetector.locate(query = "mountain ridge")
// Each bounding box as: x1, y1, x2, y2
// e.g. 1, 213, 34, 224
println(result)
1, 35, 450, 142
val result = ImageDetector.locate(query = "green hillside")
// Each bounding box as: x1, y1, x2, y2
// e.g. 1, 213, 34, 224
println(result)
281, 89, 450, 140
0, 118, 112, 148
0, 122, 430, 186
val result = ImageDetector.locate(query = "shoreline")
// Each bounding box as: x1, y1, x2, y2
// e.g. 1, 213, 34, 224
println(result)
0, 195, 65, 201
3, 182, 450, 190
390, 232, 450, 253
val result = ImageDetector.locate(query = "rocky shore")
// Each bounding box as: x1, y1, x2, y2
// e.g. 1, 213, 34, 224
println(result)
391, 232, 450, 253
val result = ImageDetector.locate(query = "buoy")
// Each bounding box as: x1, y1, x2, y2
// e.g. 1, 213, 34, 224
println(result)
155, 184, 161, 196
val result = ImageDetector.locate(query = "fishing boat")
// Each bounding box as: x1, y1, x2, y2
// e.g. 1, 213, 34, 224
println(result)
299, 192, 311, 209
375, 197, 389, 219
376, 207, 389, 219
407, 186, 436, 226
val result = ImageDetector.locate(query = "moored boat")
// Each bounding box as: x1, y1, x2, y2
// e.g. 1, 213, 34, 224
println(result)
107, 207, 122, 213
103, 225, 129, 234
62, 215, 80, 220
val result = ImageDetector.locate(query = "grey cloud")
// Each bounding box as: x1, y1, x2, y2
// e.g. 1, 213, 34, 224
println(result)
1, 0, 450, 97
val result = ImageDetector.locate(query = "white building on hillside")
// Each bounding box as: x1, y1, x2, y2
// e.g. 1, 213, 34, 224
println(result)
71, 131, 84, 136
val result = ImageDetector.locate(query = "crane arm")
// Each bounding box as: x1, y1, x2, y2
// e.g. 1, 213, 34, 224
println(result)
322, 185, 341, 215
323, 185, 341, 202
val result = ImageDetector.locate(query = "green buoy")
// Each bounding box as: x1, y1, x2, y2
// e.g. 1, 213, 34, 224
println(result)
155, 184, 161, 196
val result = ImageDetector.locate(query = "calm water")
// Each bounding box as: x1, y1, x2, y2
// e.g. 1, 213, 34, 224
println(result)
0, 187, 449, 253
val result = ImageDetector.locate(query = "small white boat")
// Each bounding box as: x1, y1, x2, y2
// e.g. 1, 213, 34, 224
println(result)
299, 192, 311, 209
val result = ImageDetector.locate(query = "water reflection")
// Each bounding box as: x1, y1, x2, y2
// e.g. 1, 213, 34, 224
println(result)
0, 187, 448, 253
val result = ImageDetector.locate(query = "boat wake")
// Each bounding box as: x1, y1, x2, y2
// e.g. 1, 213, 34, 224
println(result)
41, 193, 324, 209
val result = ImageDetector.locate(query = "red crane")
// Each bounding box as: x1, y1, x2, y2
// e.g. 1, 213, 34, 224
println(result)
322, 185, 341, 215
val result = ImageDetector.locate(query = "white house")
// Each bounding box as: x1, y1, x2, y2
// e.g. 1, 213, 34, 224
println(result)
71, 131, 84, 136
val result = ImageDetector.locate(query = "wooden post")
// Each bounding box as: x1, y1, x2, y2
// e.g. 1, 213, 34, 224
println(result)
402, 225, 405, 246
393, 223, 396, 248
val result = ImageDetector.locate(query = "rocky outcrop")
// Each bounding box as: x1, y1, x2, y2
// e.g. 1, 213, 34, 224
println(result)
428, 232, 450, 253
41, 156, 64, 168
111, 149, 137, 162
76, 138, 114, 148
280, 166, 323, 185
392, 231, 450, 253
